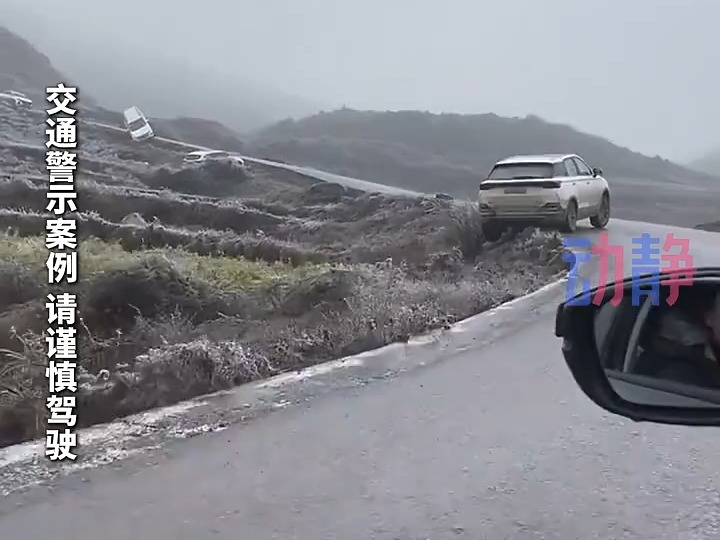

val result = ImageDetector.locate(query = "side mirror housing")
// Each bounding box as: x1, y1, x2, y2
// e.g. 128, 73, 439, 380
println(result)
592, 167, 603, 177
557, 268, 720, 426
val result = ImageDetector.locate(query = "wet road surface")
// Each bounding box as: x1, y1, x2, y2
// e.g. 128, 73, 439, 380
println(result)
0, 220, 718, 539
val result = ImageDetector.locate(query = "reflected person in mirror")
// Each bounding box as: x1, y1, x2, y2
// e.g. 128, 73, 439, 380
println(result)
635, 287, 720, 388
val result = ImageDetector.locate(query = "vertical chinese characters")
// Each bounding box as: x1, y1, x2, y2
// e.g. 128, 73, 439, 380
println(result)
44, 83, 79, 462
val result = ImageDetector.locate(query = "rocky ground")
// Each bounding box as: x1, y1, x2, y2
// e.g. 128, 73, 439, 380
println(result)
0, 104, 567, 448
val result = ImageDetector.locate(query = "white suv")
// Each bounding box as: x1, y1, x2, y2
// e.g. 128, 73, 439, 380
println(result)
183, 150, 245, 168
477, 153, 610, 240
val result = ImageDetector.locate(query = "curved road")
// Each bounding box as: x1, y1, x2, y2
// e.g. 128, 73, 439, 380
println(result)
1, 124, 719, 538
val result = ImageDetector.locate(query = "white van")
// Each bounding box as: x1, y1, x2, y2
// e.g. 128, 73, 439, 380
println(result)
123, 106, 154, 141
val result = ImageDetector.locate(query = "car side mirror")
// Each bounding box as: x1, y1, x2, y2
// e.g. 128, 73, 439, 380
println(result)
556, 269, 720, 426
592, 167, 603, 177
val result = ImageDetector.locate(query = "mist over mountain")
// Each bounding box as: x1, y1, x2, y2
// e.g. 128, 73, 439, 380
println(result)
0, 25, 96, 107
0, 24, 248, 151
0, 5, 322, 133
2, 5, 718, 207
4, 0, 720, 162
688, 148, 720, 177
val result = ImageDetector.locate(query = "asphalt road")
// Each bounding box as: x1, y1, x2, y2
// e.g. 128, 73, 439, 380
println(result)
0, 219, 718, 538
2, 124, 719, 538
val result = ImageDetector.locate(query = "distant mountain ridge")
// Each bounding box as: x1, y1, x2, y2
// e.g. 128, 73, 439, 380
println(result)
0, 25, 96, 107
248, 109, 718, 197
3, 21, 716, 202
0, 16, 321, 133
0, 24, 268, 152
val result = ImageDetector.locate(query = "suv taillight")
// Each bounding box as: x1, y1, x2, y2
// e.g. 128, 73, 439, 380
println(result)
479, 180, 561, 190
537, 181, 561, 189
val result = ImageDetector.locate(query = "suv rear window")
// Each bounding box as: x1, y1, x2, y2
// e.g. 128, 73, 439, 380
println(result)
487, 163, 554, 180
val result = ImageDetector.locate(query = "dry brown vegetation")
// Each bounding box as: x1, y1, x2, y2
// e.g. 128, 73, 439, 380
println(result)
0, 106, 568, 448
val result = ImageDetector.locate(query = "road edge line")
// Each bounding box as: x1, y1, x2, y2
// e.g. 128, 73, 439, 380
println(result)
0, 271, 569, 472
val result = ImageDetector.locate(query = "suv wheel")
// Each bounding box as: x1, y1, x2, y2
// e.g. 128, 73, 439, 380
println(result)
481, 220, 504, 242
590, 192, 610, 229
559, 200, 578, 233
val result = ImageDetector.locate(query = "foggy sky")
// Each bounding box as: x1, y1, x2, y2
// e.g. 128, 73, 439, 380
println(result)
3, 0, 719, 161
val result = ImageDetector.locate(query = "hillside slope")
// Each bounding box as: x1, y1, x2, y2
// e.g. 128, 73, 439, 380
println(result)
0, 26, 95, 107
0, 25, 245, 152
248, 109, 717, 197
1, 4, 321, 133
0, 100, 566, 448
149, 117, 245, 153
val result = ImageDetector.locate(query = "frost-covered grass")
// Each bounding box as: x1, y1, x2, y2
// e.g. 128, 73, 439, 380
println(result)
0, 119, 568, 448
0, 227, 566, 448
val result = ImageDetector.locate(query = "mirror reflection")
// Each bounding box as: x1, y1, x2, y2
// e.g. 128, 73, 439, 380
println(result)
594, 282, 720, 408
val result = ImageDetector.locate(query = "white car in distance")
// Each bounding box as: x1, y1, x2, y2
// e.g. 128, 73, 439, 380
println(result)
477, 153, 610, 241
183, 150, 246, 168
0, 90, 32, 109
